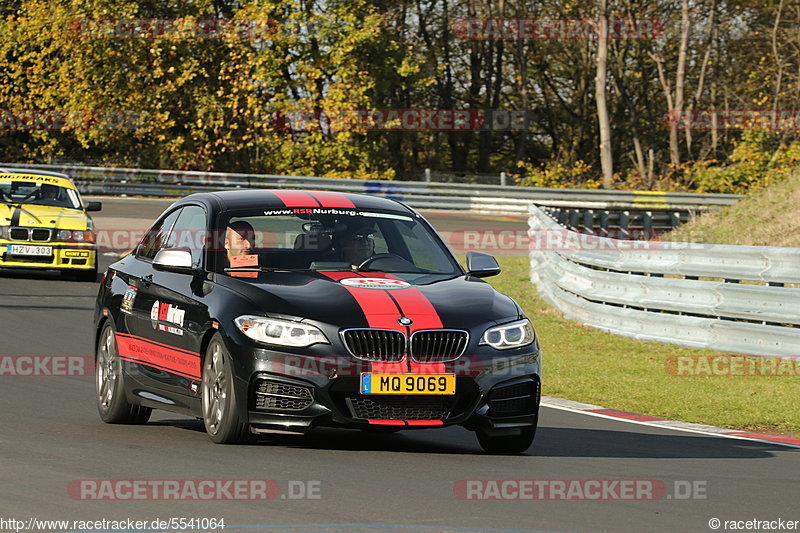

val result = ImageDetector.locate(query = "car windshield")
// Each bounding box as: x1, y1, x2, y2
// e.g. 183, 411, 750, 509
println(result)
215, 208, 462, 277
0, 179, 82, 210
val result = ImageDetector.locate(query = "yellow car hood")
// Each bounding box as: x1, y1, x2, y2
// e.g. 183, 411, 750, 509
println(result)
1, 203, 89, 231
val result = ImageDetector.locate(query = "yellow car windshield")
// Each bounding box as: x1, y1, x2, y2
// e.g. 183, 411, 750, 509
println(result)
0, 179, 82, 210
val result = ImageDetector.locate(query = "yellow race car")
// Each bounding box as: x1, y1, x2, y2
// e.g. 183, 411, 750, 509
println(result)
0, 169, 101, 281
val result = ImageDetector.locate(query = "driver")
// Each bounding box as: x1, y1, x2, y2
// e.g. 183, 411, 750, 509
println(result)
38, 184, 60, 204
224, 220, 257, 268
332, 221, 375, 269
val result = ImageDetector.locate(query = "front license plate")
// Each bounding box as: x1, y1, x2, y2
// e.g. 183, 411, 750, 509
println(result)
360, 373, 456, 395
7, 245, 53, 256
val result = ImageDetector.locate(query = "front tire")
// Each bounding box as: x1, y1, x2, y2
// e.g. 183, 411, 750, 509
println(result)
477, 426, 536, 454
202, 334, 250, 444
95, 323, 152, 424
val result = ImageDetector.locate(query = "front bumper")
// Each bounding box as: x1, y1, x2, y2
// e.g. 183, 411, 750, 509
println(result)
0, 241, 96, 270
224, 333, 541, 432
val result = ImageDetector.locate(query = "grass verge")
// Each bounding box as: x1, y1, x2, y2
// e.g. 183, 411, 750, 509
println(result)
667, 171, 800, 246
484, 255, 800, 437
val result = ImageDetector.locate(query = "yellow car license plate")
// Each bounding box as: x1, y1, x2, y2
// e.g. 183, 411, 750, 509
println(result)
8, 244, 52, 256
360, 373, 455, 395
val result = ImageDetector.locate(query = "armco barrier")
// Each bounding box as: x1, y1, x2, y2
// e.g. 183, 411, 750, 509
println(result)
0, 163, 739, 216
528, 204, 800, 356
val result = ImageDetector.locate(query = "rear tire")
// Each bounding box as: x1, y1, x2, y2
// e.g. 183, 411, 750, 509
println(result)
202, 334, 250, 444
477, 426, 536, 454
95, 323, 152, 424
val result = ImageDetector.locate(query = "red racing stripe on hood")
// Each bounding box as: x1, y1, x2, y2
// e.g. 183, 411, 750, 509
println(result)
319, 271, 406, 373
359, 273, 447, 373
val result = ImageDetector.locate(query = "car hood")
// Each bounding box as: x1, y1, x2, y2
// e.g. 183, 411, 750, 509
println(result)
0, 203, 88, 230
218, 271, 520, 330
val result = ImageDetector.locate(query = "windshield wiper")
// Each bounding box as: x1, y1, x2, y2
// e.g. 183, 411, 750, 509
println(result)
358, 269, 426, 274
224, 267, 309, 273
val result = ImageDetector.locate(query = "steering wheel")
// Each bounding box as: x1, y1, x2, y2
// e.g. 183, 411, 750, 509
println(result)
358, 253, 415, 271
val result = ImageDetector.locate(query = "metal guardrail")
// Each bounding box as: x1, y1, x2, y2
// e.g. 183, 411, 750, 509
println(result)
528, 204, 800, 356
1, 163, 740, 215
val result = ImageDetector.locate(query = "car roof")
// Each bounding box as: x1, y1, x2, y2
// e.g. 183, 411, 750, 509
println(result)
0, 168, 71, 180
175, 189, 415, 215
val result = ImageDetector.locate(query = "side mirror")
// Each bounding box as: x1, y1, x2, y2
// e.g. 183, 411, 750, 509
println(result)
466, 251, 501, 278
153, 249, 195, 273
85, 201, 102, 212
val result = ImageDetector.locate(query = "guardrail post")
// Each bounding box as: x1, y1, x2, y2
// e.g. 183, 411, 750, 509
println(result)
670, 211, 681, 228
569, 210, 580, 229
619, 211, 630, 238
424, 168, 431, 182
599, 210, 609, 233
583, 210, 594, 230
500, 172, 506, 186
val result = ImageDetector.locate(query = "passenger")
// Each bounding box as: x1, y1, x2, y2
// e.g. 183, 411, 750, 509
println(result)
224, 221, 257, 268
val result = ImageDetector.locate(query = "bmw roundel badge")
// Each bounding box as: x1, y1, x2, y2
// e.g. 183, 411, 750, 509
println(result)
398, 317, 413, 326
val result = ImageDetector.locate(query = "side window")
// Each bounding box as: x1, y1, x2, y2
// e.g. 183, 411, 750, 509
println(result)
167, 205, 207, 268
136, 209, 181, 261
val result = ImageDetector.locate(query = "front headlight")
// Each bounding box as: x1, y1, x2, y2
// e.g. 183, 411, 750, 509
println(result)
234, 315, 329, 347
56, 229, 95, 242
479, 319, 535, 350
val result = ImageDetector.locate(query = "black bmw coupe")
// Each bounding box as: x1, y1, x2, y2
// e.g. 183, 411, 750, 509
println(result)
94, 189, 541, 453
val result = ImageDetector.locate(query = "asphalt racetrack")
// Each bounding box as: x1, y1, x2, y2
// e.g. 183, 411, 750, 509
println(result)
0, 198, 796, 533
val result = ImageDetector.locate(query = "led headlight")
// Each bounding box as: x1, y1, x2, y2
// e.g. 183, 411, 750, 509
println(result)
479, 319, 535, 350
234, 315, 329, 347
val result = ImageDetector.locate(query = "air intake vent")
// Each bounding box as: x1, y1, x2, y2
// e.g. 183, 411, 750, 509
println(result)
253, 380, 313, 412
347, 395, 454, 420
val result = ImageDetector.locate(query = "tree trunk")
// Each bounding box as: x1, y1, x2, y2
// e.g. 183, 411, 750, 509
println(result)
595, 0, 613, 188
670, 0, 690, 169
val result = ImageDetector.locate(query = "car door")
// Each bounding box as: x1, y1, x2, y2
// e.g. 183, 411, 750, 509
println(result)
130, 204, 211, 399
117, 207, 185, 396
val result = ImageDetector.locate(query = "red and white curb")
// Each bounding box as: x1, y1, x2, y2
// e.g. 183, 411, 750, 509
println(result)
541, 396, 800, 449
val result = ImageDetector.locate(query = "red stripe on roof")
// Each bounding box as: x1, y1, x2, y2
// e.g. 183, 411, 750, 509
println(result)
309, 191, 356, 208
272, 190, 321, 207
